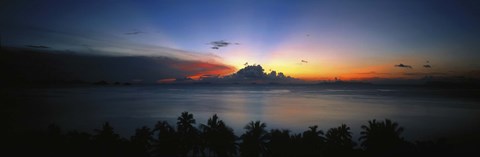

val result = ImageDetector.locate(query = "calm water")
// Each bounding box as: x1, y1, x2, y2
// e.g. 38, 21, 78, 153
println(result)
6, 85, 480, 141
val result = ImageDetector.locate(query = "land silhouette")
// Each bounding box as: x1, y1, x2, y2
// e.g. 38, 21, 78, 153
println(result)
2, 112, 478, 157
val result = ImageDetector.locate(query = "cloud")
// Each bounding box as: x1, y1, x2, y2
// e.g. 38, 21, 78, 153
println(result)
171, 61, 236, 79
207, 40, 240, 50
423, 64, 432, 68
124, 31, 144, 35
394, 63, 413, 69
25, 45, 50, 49
186, 64, 304, 84
354, 71, 391, 75
402, 72, 447, 76
3, 24, 222, 62
0, 48, 234, 84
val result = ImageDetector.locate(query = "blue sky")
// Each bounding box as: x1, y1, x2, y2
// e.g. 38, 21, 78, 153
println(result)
2, 0, 479, 80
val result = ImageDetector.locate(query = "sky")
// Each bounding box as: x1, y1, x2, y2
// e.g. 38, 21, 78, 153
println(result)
1, 0, 480, 81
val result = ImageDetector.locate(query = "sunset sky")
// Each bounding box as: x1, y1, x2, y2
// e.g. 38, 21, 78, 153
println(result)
2, 0, 480, 81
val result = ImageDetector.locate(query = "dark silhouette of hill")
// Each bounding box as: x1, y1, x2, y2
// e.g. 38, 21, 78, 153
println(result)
2, 112, 478, 157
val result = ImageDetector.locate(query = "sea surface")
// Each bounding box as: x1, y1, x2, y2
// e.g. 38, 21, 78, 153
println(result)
5, 84, 480, 141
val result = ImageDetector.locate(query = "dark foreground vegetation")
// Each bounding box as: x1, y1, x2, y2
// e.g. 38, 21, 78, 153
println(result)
2, 112, 478, 157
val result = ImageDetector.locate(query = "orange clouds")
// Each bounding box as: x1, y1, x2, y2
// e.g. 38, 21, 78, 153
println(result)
171, 62, 237, 80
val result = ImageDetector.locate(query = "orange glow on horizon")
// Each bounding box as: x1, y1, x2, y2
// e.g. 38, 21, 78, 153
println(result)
172, 39, 455, 81
172, 62, 237, 80
157, 78, 176, 83
284, 63, 418, 81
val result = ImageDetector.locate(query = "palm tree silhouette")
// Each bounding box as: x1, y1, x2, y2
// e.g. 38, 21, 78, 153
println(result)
93, 122, 123, 156
66, 130, 94, 156
359, 119, 404, 155
177, 112, 200, 156
325, 124, 356, 156
303, 125, 324, 140
152, 121, 178, 157
130, 126, 153, 157
94, 122, 120, 141
45, 124, 68, 156
199, 114, 237, 157
240, 121, 269, 157
267, 129, 293, 156
325, 124, 355, 148
302, 125, 325, 156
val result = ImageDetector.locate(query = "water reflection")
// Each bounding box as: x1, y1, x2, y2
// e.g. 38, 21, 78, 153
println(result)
9, 85, 480, 141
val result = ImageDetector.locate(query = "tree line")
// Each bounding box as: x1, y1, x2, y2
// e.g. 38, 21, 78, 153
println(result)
2, 112, 477, 157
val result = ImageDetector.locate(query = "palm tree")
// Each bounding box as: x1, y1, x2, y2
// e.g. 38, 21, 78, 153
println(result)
130, 126, 153, 157
359, 119, 404, 154
45, 124, 67, 156
66, 130, 94, 156
239, 121, 269, 157
151, 121, 178, 157
199, 114, 237, 157
325, 124, 355, 148
289, 133, 304, 156
177, 112, 196, 133
93, 122, 123, 156
301, 125, 325, 156
267, 129, 292, 157
324, 124, 356, 156
93, 122, 120, 142
303, 125, 324, 140
177, 112, 200, 156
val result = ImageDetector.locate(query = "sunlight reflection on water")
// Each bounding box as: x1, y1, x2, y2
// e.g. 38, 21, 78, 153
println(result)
10, 85, 480, 141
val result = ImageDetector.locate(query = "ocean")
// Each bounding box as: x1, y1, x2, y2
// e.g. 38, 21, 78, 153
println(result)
5, 84, 480, 141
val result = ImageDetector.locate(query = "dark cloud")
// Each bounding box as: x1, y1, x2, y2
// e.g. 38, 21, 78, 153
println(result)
301, 60, 308, 63
169, 60, 236, 79
394, 63, 413, 69
2, 24, 225, 60
361, 78, 426, 85
192, 64, 303, 84
208, 40, 239, 50
403, 72, 447, 76
25, 45, 50, 49
423, 60, 432, 68
0, 47, 234, 84
124, 31, 144, 35
354, 71, 391, 75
